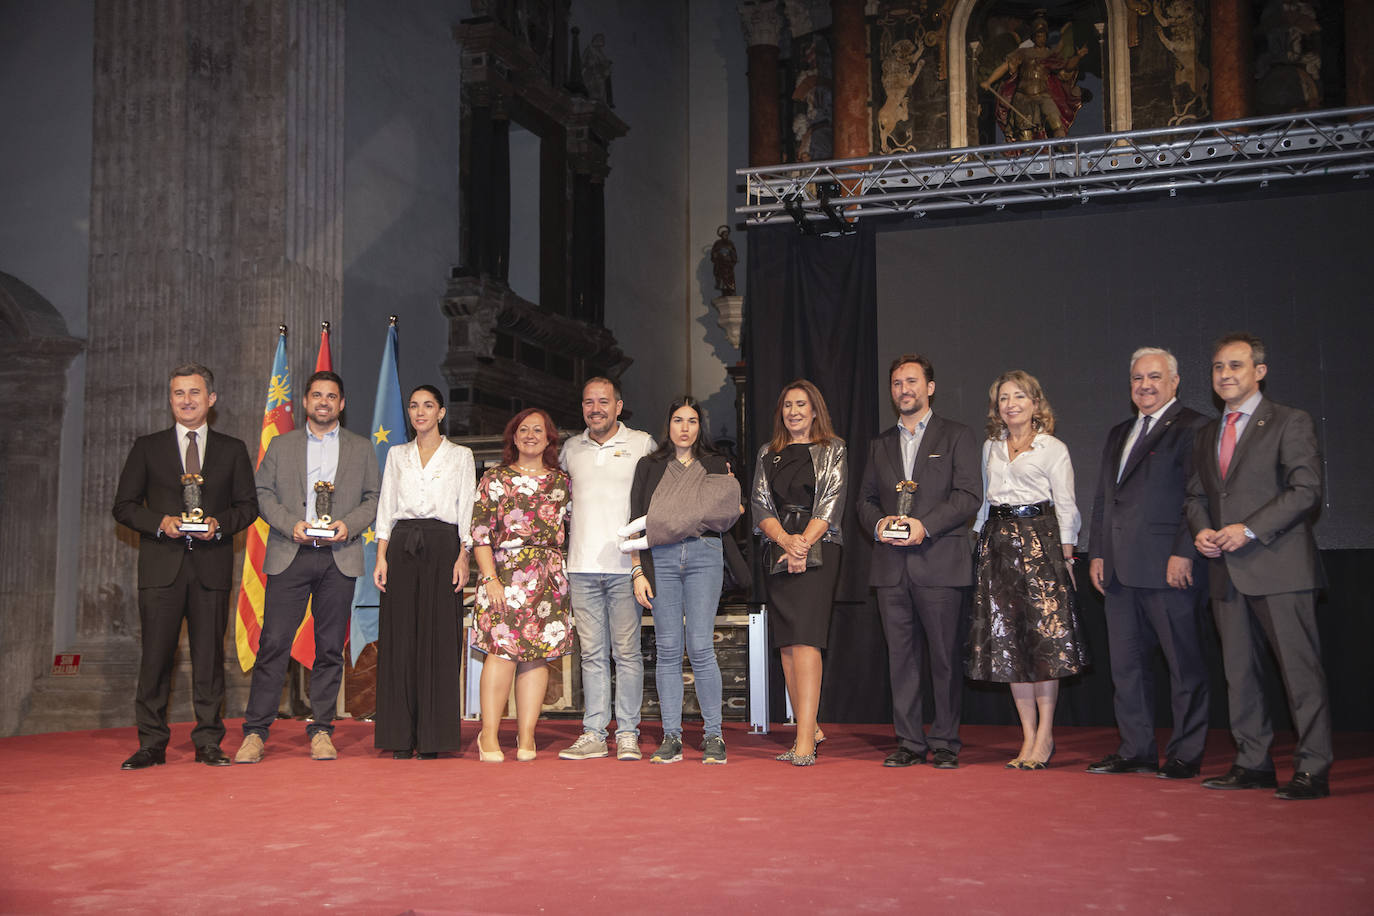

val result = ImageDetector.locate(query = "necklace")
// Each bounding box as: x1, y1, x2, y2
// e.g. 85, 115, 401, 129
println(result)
514, 463, 544, 475
677, 455, 694, 466
1007, 433, 1034, 458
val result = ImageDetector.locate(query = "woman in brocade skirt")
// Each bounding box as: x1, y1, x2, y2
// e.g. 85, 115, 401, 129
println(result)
966, 370, 1088, 770
372, 385, 476, 759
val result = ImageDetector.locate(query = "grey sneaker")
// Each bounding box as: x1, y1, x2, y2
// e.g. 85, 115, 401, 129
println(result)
650, 735, 684, 764
309, 731, 337, 760
615, 732, 642, 761
234, 734, 264, 764
558, 732, 609, 760
702, 734, 727, 765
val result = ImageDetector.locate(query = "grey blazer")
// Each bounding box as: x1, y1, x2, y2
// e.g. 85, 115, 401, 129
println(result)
255, 426, 382, 578
1184, 397, 1324, 598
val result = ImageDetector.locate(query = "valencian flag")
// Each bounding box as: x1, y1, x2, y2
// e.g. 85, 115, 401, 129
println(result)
350, 318, 404, 663
234, 328, 295, 671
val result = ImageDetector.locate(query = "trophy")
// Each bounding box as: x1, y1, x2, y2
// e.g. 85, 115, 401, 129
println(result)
178, 473, 211, 534
305, 480, 337, 539
881, 480, 919, 540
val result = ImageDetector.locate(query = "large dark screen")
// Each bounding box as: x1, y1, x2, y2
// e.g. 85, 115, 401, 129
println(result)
875, 185, 1373, 549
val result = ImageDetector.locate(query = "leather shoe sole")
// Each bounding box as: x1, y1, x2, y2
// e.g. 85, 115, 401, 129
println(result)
194, 746, 232, 767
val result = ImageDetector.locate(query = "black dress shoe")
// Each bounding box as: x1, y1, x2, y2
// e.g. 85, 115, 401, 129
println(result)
1275, 771, 1330, 800
416, 752, 439, 760
392, 749, 415, 759
194, 745, 232, 767
883, 747, 925, 767
120, 747, 166, 770
1086, 753, 1158, 774
931, 748, 959, 770
1201, 764, 1278, 790
1157, 758, 1200, 780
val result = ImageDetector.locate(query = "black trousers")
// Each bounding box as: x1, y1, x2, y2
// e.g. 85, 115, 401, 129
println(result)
1103, 578, 1210, 765
243, 547, 355, 737
375, 519, 463, 753
876, 573, 967, 755
135, 555, 228, 750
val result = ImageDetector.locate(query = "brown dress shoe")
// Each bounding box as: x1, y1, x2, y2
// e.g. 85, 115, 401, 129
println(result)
310, 731, 338, 760
234, 734, 265, 764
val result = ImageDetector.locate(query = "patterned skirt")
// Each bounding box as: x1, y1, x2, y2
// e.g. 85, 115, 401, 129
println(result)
965, 511, 1088, 683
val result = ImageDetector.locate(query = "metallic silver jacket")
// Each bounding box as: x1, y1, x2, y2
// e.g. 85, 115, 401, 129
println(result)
750, 440, 848, 545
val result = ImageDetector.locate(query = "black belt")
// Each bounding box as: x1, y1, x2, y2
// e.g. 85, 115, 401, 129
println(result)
989, 501, 1052, 519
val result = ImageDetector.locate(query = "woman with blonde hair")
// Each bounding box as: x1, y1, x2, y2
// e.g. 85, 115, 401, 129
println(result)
966, 370, 1087, 769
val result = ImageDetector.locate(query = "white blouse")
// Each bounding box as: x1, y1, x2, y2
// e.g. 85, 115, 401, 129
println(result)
973, 433, 1081, 546
374, 439, 477, 548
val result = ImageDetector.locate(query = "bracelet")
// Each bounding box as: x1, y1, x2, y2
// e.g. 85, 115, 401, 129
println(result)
632, 570, 646, 580
478, 575, 496, 584
630, 565, 643, 575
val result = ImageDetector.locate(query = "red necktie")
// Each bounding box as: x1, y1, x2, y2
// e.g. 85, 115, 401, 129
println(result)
1218, 412, 1240, 480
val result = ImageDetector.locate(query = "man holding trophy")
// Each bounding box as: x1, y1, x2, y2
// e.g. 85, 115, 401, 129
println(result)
858, 355, 982, 769
234, 370, 380, 763
113, 364, 258, 769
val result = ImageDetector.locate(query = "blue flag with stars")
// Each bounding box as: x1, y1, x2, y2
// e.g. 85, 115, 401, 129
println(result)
351, 322, 404, 663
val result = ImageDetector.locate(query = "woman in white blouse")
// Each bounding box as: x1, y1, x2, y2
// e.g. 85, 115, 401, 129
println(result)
372, 385, 476, 759
966, 370, 1088, 770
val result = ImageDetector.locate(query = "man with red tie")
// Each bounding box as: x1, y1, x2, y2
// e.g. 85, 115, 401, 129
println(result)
1185, 333, 1332, 800
112, 364, 258, 769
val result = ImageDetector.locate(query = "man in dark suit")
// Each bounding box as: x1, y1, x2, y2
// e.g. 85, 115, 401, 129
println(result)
112, 364, 258, 769
858, 355, 982, 769
1185, 332, 1331, 800
1086, 347, 1210, 780
233, 370, 380, 763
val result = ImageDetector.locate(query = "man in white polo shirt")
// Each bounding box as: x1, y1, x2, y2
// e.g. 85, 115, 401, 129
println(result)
559, 378, 656, 760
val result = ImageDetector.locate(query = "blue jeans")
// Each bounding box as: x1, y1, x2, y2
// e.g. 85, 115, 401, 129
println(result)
569, 572, 643, 738
649, 537, 724, 737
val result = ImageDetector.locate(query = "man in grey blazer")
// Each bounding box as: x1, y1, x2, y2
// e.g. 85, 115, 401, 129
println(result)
858, 355, 982, 769
234, 370, 381, 763
1185, 333, 1331, 800
1087, 348, 1210, 780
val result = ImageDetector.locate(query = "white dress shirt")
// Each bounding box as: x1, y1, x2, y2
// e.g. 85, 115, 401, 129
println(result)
1117, 396, 1177, 481
375, 438, 477, 548
974, 433, 1081, 545
560, 422, 656, 573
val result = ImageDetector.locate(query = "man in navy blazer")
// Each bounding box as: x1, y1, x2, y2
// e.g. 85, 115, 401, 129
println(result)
1186, 332, 1331, 800
1086, 348, 1210, 780
234, 370, 380, 763
112, 364, 258, 769
858, 355, 982, 769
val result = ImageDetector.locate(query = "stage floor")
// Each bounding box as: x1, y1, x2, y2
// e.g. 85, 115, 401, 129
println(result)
1, 720, 1370, 914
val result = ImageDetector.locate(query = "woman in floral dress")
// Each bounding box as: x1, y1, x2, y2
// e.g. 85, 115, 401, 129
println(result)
472, 407, 573, 762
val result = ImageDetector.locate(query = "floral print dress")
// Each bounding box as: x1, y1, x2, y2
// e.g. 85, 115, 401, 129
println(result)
471, 465, 574, 661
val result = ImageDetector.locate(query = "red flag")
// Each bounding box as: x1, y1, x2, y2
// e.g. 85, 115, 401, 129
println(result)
316, 321, 333, 372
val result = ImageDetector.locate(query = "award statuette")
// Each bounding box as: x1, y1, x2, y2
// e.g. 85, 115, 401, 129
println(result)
179, 473, 211, 534
305, 480, 337, 539
881, 480, 919, 540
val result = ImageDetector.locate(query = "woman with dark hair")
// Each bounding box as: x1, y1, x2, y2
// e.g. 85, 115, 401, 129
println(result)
373, 385, 475, 759
750, 379, 847, 766
470, 408, 573, 762
625, 396, 742, 764
966, 369, 1087, 770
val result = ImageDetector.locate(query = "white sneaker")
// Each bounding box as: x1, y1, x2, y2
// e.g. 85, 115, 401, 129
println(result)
616, 732, 642, 761
558, 732, 609, 760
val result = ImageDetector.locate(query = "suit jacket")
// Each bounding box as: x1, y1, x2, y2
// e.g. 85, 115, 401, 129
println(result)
1184, 397, 1324, 599
1088, 402, 1208, 589
857, 414, 982, 588
255, 426, 381, 578
112, 427, 259, 590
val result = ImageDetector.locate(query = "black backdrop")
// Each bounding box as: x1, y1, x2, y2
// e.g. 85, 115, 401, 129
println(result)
744, 183, 1374, 732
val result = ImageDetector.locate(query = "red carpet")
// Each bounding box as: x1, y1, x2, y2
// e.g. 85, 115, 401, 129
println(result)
1, 721, 1370, 914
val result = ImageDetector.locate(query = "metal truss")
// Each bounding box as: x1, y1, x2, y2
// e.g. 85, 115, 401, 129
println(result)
736, 106, 1374, 228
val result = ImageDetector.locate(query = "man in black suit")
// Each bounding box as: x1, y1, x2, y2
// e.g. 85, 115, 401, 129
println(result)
1086, 347, 1210, 780
112, 363, 258, 769
1186, 333, 1331, 800
858, 355, 982, 769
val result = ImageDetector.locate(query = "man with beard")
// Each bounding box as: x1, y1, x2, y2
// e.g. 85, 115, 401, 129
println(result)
558, 378, 656, 760
858, 355, 982, 768
234, 370, 380, 763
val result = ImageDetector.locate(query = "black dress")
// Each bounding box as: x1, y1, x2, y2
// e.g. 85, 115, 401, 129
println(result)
764, 444, 841, 649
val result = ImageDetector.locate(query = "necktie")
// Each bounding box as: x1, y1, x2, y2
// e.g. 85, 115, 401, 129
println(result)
1218, 412, 1240, 479
185, 430, 201, 475
1119, 414, 1153, 481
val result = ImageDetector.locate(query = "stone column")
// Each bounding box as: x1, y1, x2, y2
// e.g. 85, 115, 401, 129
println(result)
1348, 0, 1374, 109
830, 0, 868, 159
1210, 0, 1254, 121
739, 1, 783, 166
34, 0, 346, 734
